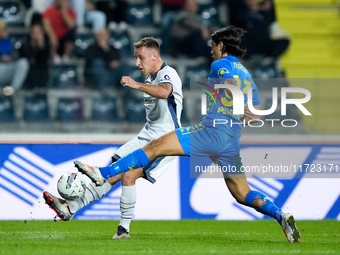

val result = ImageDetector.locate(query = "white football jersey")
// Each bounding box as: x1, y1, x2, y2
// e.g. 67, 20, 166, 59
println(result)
137, 62, 183, 141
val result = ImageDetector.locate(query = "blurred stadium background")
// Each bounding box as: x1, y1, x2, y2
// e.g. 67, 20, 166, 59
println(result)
0, 0, 340, 222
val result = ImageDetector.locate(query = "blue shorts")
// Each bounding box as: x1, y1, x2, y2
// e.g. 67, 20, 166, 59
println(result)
175, 124, 243, 173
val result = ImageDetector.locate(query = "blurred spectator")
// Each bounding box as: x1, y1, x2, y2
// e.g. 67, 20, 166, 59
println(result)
170, 0, 212, 62
258, 0, 290, 40
229, 0, 290, 64
72, 0, 106, 34
45, 0, 106, 34
0, 21, 29, 94
43, 0, 76, 63
95, 0, 128, 33
161, 0, 185, 12
23, 0, 32, 8
228, 0, 249, 28
19, 23, 50, 90
258, 0, 276, 25
24, 0, 45, 27
85, 28, 122, 90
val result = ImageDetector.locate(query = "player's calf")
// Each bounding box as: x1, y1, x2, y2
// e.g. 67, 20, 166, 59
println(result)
245, 190, 283, 223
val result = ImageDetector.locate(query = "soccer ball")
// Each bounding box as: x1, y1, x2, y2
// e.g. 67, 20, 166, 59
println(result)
57, 172, 86, 201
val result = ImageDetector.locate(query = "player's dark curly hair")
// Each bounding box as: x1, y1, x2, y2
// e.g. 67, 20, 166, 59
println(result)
210, 27, 247, 57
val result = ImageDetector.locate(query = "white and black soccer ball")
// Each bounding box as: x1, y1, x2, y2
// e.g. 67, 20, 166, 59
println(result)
57, 172, 86, 201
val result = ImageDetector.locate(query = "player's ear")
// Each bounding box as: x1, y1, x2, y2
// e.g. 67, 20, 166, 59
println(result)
152, 50, 158, 61
218, 41, 223, 52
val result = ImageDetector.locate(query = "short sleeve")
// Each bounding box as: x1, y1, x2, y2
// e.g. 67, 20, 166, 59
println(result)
211, 60, 233, 79
158, 70, 174, 87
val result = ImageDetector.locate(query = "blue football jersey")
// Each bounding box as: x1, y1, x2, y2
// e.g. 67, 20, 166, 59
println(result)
202, 56, 261, 138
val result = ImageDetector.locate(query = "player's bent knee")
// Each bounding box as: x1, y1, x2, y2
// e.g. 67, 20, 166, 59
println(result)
121, 169, 143, 186
121, 172, 135, 186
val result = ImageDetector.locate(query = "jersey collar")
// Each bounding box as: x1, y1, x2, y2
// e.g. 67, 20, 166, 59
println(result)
223, 56, 238, 62
151, 62, 167, 81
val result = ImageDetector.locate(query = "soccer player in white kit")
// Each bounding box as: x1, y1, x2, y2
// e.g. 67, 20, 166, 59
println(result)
43, 37, 183, 238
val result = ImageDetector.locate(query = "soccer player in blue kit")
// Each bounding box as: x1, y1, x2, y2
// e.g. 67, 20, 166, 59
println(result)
75, 27, 301, 243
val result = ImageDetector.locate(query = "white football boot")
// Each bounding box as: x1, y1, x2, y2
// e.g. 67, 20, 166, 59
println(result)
43, 191, 73, 221
74, 160, 105, 186
281, 213, 301, 243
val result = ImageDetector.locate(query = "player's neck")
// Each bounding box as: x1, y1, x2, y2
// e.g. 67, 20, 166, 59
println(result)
150, 59, 164, 78
221, 53, 229, 58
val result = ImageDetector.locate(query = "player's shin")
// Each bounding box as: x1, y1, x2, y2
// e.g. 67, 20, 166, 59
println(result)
99, 149, 150, 179
119, 185, 136, 232
245, 190, 283, 224
66, 181, 113, 214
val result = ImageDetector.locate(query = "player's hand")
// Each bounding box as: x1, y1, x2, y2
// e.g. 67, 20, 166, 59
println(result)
242, 105, 259, 122
49, 35, 59, 47
121, 76, 139, 89
59, 0, 69, 12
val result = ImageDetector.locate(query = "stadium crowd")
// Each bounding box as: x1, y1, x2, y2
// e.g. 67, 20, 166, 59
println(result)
0, 0, 290, 125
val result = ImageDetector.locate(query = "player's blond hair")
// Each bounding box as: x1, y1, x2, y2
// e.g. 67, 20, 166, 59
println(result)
134, 37, 160, 54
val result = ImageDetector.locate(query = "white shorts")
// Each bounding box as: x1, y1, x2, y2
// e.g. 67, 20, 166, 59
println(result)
114, 136, 176, 183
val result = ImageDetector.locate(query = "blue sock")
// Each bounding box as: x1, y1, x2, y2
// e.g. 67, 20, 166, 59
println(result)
99, 149, 150, 179
245, 190, 283, 224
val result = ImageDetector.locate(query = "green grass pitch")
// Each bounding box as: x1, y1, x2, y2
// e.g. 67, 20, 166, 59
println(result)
0, 220, 339, 254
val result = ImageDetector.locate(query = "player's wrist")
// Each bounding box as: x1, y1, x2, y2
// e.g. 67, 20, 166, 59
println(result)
136, 82, 144, 90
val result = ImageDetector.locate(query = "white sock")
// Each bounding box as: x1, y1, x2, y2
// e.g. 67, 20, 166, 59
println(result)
119, 185, 136, 232
66, 181, 112, 214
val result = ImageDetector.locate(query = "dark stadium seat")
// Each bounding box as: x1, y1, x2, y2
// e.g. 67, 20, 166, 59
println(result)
57, 98, 84, 122
0, 1, 25, 26
52, 65, 79, 89
74, 33, 95, 58
125, 97, 146, 123
185, 66, 210, 89
0, 96, 16, 122
23, 94, 50, 122
109, 33, 133, 58
198, 3, 221, 27
8, 32, 28, 50
127, 4, 153, 27
91, 97, 120, 122
253, 63, 279, 79
159, 11, 177, 55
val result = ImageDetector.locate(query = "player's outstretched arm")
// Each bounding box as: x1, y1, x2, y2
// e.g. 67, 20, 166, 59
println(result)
121, 76, 172, 99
